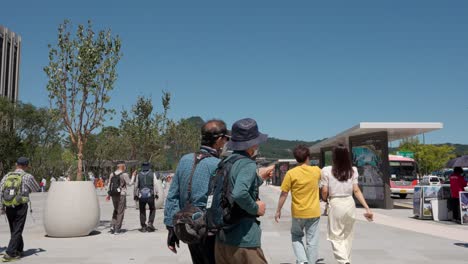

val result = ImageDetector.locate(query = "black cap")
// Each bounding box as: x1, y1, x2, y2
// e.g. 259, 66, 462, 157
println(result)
17, 157, 29, 166
141, 162, 151, 171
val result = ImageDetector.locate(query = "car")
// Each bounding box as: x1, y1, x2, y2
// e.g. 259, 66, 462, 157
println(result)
419, 175, 441, 185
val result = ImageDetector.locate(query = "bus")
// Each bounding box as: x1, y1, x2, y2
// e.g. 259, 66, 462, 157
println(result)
389, 155, 418, 198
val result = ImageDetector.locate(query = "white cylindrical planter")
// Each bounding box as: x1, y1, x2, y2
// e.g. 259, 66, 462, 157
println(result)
154, 179, 165, 209
44, 181, 100, 237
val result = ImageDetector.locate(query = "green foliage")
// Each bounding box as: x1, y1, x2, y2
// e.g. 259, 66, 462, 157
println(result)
119, 93, 171, 168
43, 19, 122, 180
0, 97, 64, 179
398, 137, 456, 175
166, 118, 201, 167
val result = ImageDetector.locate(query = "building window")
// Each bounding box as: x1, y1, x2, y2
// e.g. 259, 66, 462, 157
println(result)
4, 40, 10, 97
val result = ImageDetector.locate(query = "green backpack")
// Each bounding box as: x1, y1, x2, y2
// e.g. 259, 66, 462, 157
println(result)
2, 172, 28, 207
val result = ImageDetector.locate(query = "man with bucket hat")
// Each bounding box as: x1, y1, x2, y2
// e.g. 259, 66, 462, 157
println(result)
215, 118, 274, 264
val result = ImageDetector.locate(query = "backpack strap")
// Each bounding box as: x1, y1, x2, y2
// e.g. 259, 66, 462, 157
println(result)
187, 152, 213, 203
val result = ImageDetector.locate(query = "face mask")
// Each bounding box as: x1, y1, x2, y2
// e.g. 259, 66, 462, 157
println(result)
219, 143, 229, 157
251, 148, 259, 159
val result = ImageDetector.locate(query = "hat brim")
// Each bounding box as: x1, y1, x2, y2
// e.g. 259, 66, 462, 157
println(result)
227, 133, 268, 151
141, 165, 151, 170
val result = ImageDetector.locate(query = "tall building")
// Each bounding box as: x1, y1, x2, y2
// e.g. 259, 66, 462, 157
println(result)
0, 25, 21, 103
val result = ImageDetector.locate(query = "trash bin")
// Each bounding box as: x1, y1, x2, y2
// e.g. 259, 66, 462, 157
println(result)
431, 199, 448, 221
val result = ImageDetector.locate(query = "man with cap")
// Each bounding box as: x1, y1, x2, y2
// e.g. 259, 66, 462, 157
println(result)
0, 157, 40, 262
214, 118, 274, 264
106, 161, 136, 235
134, 162, 158, 232
164, 119, 230, 264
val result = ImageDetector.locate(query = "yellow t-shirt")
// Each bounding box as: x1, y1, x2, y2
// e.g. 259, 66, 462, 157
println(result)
280, 164, 321, 218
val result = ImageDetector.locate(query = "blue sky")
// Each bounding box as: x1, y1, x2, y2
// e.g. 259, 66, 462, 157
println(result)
2, 0, 468, 143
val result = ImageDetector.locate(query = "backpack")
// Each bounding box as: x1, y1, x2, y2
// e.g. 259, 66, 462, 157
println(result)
138, 171, 154, 200
206, 155, 256, 232
2, 172, 28, 207
172, 152, 213, 244
108, 172, 122, 196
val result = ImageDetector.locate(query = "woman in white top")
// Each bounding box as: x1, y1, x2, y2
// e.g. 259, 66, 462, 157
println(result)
320, 144, 373, 264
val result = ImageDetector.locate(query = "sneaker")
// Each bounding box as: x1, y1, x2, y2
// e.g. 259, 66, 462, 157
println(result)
1, 253, 20, 262
139, 227, 147, 233
146, 224, 156, 232
114, 229, 121, 235
109, 228, 115, 234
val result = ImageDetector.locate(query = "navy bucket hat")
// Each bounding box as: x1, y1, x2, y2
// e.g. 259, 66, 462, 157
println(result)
227, 118, 268, 151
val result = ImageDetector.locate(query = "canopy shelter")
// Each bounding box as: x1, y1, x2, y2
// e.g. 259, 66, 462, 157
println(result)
309, 122, 443, 209
310, 122, 443, 154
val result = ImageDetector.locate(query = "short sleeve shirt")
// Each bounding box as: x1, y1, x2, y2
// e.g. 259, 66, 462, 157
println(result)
320, 166, 358, 197
280, 165, 321, 218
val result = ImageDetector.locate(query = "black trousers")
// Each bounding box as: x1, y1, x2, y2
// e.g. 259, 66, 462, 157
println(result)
449, 198, 461, 221
188, 235, 216, 264
139, 196, 156, 227
6, 204, 28, 257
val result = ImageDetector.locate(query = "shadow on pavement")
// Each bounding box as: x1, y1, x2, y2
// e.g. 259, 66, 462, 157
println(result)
22, 248, 46, 257
454, 243, 468, 248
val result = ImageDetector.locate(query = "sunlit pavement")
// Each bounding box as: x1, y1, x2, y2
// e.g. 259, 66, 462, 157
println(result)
0, 185, 467, 263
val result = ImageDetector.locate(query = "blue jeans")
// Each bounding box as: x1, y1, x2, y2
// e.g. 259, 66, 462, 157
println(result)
291, 217, 320, 264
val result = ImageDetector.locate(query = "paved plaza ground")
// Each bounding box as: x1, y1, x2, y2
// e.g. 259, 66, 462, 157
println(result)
0, 185, 467, 264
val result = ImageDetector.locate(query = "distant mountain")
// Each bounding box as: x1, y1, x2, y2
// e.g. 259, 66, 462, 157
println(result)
184, 116, 322, 159
259, 137, 323, 159
184, 116, 468, 158
185, 116, 205, 128
439, 143, 468, 156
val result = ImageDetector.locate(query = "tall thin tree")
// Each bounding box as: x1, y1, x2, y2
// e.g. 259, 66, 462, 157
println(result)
44, 20, 122, 180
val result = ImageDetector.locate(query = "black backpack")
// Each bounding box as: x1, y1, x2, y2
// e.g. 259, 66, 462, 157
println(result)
138, 171, 154, 200
206, 154, 257, 232
108, 172, 122, 196
172, 152, 213, 244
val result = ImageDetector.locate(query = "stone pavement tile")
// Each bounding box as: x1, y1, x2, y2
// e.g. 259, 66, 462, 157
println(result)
2, 185, 468, 263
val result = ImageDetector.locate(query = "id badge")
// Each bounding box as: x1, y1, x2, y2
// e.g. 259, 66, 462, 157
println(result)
9, 189, 15, 196
117, 188, 121, 193
206, 195, 213, 209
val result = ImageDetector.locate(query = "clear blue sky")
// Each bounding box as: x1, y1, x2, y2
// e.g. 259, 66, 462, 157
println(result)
3, 0, 468, 144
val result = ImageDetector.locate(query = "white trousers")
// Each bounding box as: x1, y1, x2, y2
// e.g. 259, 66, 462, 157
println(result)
327, 196, 356, 264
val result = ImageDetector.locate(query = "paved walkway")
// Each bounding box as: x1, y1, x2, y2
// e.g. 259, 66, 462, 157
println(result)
0, 185, 467, 263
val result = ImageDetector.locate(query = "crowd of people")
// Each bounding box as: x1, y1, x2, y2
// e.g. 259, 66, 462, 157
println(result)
0, 117, 379, 263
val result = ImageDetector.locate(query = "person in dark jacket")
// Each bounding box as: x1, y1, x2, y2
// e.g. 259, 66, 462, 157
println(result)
215, 118, 274, 264
134, 162, 158, 232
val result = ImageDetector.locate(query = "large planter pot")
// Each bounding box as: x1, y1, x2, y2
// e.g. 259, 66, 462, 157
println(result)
44, 181, 100, 237
154, 179, 165, 209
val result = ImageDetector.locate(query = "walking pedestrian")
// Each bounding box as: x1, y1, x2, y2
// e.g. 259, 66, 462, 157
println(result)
214, 118, 274, 264
449, 167, 467, 222
40, 177, 46, 192
275, 145, 322, 264
164, 119, 230, 264
321, 144, 373, 264
0, 157, 40, 262
106, 161, 136, 235
134, 162, 158, 232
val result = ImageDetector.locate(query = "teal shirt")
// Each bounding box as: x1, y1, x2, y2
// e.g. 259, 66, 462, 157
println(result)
217, 152, 263, 248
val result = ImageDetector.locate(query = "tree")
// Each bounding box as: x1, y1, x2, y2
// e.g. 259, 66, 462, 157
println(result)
120, 93, 171, 166
398, 138, 455, 175
166, 118, 200, 167
44, 20, 122, 180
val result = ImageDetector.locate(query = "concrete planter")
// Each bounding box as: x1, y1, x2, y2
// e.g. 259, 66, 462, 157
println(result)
44, 181, 100, 237
154, 179, 165, 209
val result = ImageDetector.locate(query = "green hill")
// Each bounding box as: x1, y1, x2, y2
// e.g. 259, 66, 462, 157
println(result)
185, 116, 468, 158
